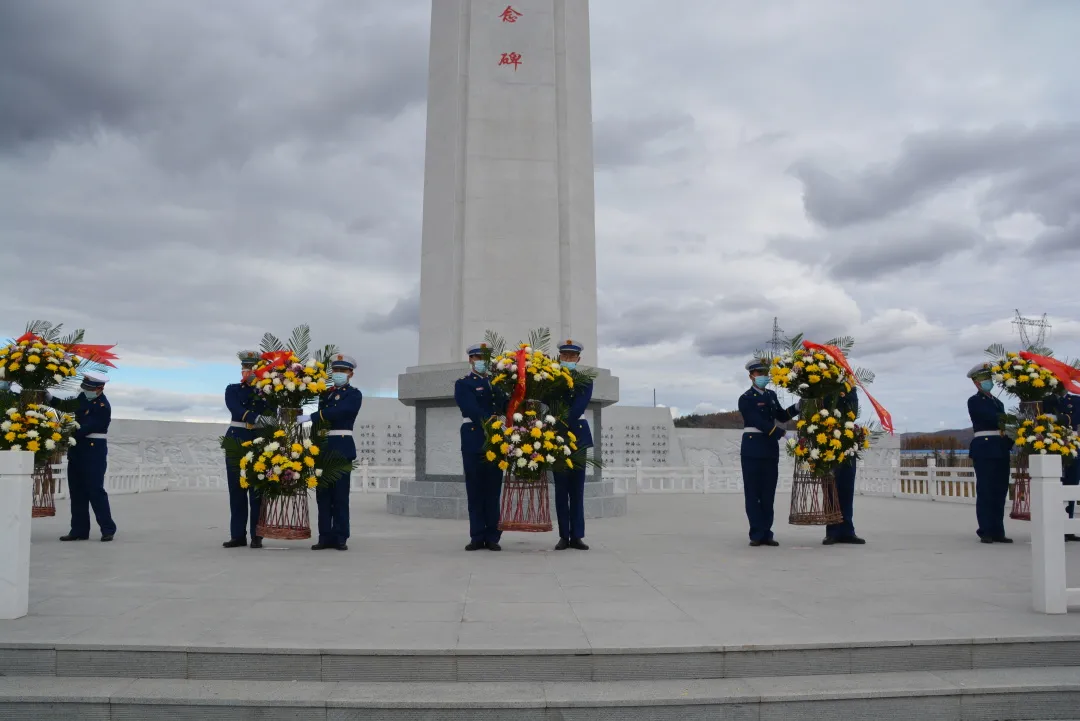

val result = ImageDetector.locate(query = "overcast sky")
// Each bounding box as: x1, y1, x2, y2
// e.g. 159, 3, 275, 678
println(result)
2, 0, 1078, 432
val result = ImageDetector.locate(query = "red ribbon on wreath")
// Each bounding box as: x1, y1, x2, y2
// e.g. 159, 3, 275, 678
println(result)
802, 340, 893, 435
504, 347, 528, 425
1019, 351, 1080, 394
14, 332, 119, 367
254, 350, 294, 379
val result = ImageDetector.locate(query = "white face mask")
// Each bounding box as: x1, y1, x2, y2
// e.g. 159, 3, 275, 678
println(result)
82, 389, 98, 400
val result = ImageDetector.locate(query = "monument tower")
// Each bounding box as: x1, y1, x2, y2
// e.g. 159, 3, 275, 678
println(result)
389, 0, 622, 519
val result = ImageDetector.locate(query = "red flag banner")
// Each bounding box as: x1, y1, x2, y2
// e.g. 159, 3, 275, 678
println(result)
802, 340, 894, 435
14, 333, 118, 368
505, 347, 528, 425
1019, 352, 1080, 394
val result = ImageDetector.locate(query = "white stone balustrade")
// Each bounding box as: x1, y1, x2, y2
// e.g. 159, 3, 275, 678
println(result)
1030, 454, 1080, 614
0, 450, 33, 620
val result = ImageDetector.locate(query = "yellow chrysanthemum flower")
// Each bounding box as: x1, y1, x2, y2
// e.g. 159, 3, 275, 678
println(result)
530, 427, 542, 439
485, 450, 497, 462
816, 433, 827, 444
522, 444, 533, 454
498, 460, 509, 471
500, 442, 510, 454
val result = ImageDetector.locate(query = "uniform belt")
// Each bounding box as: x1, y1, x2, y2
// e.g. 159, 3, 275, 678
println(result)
228, 421, 251, 429
743, 427, 760, 433
973, 430, 1000, 438
327, 430, 352, 436
85, 433, 107, 439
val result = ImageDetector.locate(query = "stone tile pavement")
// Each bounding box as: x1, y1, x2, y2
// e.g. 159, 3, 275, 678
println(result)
2, 491, 1077, 651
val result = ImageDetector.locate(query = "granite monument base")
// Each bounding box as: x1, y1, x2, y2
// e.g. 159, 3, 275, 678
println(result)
389, 362, 625, 520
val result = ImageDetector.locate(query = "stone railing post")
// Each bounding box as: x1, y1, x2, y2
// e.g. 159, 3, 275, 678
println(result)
0, 450, 34, 620
1030, 454, 1066, 614
634, 460, 643, 494
926, 458, 937, 498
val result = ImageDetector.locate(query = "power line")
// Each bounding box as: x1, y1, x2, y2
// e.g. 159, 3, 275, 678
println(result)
1012, 309, 1051, 350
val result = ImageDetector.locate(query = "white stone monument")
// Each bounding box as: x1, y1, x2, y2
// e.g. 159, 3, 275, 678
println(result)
389, 0, 624, 519
0, 450, 33, 620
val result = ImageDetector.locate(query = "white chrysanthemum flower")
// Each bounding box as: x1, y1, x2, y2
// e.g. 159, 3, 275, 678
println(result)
1006, 379, 1017, 387
528, 461, 538, 471
533, 374, 543, 382
266, 442, 280, 452
544, 415, 556, 424
1040, 448, 1048, 454
253, 437, 265, 444
563, 446, 571, 455
845, 422, 855, 429
262, 385, 273, 394
285, 382, 297, 392
524, 347, 533, 354
272, 465, 282, 474
302, 439, 312, 448
513, 413, 523, 422
517, 457, 527, 468
0, 421, 9, 431
807, 425, 818, 433
25, 430, 39, 438
820, 408, 831, 417
510, 364, 518, 373
315, 469, 323, 477
546, 454, 555, 463
799, 383, 810, 390
45, 439, 56, 450
534, 421, 543, 429
786, 438, 797, 448
510, 433, 521, 443
514, 448, 524, 457
551, 362, 561, 370
258, 473, 265, 480
4, 408, 15, 417
1046, 414, 1058, 423
809, 449, 820, 459
9, 444, 20, 450
244, 451, 255, 461
53, 374, 64, 383
291, 452, 300, 459
24, 364, 36, 372
992, 373, 1004, 382
68, 437, 77, 446
556, 436, 564, 443
1049, 377, 1059, 386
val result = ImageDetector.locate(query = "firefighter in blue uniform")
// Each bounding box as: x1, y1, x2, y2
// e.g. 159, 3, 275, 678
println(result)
304, 354, 362, 551
551, 339, 593, 551
223, 350, 267, 549
1043, 384, 1080, 541
967, 363, 1013, 544
59, 372, 118, 542
738, 358, 799, 546
823, 390, 866, 545
455, 342, 507, 551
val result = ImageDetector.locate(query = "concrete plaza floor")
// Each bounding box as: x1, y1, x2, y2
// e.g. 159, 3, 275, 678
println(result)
2, 491, 1078, 651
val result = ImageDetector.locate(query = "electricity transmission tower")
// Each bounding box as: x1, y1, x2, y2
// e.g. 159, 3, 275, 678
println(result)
766, 317, 786, 358
1012, 309, 1051, 350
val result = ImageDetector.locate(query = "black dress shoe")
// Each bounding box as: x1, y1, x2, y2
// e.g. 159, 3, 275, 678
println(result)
59, 535, 88, 542
223, 538, 247, 548
1065, 534, 1080, 542
336, 544, 348, 551
554, 538, 570, 550
249, 537, 263, 549
980, 537, 995, 544
487, 542, 502, 551
763, 539, 779, 547
749, 540, 763, 547
822, 537, 838, 545
465, 541, 485, 551
840, 536, 866, 545
994, 537, 1014, 544
569, 538, 589, 550
100, 534, 114, 542
311, 543, 334, 550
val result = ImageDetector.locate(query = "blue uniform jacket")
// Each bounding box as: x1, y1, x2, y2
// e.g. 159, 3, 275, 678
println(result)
224, 382, 266, 441
1044, 393, 1080, 430
558, 378, 594, 449
455, 373, 507, 454
311, 385, 363, 461
71, 393, 111, 457
738, 387, 798, 459
968, 391, 1012, 460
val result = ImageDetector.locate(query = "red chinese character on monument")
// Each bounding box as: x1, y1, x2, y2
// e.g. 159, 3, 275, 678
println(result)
498, 52, 523, 71
500, 6, 522, 22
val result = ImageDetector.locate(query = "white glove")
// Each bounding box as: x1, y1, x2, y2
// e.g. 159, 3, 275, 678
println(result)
298, 414, 311, 424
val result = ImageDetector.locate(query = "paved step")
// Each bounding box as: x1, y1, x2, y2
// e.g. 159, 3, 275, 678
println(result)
2, 667, 1079, 720
3, 637, 1079, 683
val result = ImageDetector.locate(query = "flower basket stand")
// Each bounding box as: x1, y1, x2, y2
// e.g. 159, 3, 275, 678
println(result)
788, 463, 844, 526
31, 456, 60, 518
499, 473, 553, 533
257, 491, 311, 540
1010, 454, 1031, 521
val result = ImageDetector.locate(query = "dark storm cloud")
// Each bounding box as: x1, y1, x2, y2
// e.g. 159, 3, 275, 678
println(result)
0, 0, 429, 167
362, 288, 421, 333
1031, 223, 1080, 254
790, 123, 1080, 229
770, 223, 983, 281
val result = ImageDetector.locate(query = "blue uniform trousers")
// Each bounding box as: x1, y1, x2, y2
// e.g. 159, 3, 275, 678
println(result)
553, 466, 586, 540
826, 460, 857, 539
973, 457, 1010, 539
463, 452, 502, 544
1064, 460, 1079, 519
316, 472, 351, 546
67, 442, 116, 537
741, 456, 779, 542
225, 456, 260, 540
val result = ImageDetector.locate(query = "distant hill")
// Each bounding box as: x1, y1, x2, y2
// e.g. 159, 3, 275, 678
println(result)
673, 411, 795, 431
